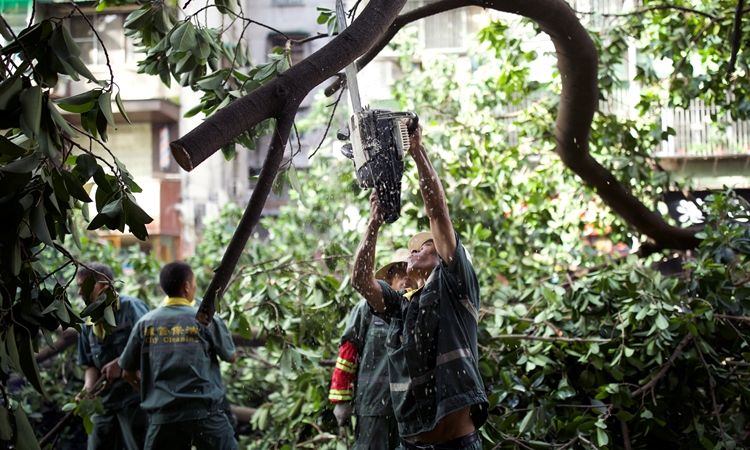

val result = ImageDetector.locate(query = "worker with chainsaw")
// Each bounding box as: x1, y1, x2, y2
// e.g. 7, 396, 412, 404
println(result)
119, 261, 237, 450
330, 249, 415, 449
351, 123, 488, 449
76, 263, 150, 450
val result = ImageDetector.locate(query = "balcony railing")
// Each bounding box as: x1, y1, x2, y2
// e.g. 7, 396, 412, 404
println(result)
656, 99, 750, 158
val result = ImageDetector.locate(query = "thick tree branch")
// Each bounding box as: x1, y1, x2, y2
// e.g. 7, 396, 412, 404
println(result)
728, 0, 745, 78
195, 115, 295, 325
171, 0, 408, 170
354, 0, 701, 253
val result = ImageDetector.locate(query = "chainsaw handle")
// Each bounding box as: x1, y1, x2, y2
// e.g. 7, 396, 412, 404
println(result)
406, 113, 419, 135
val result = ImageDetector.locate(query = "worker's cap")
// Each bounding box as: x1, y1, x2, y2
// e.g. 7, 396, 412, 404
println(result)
407, 231, 474, 264
407, 231, 434, 253
375, 248, 411, 281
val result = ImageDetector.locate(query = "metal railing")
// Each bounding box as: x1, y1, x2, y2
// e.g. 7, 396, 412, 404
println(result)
657, 99, 750, 158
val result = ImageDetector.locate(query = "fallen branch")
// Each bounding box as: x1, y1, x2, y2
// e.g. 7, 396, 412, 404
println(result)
695, 340, 728, 450
558, 436, 580, 450
715, 314, 750, 323
491, 334, 611, 343
728, 0, 744, 78
297, 433, 337, 447
630, 334, 692, 398
39, 374, 106, 447
579, 435, 601, 450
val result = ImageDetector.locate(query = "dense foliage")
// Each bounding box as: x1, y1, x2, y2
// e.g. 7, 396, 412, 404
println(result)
1, 0, 750, 449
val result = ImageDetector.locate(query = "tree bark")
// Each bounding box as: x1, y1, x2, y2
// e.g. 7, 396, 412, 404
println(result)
194, 114, 294, 325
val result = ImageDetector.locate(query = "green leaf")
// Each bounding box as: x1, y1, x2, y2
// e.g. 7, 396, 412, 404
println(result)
19, 86, 42, 137
115, 92, 131, 124
80, 292, 107, 318
101, 198, 123, 217
1, 154, 39, 174
0, 18, 12, 41
171, 21, 197, 53
615, 410, 634, 422
83, 413, 94, 434
98, 92, 117, 128
221, 143, 236, 161
65, 55, 97, 83
12, 406, 41, 450
61, 169, 93, 202
124, 194, 153, 224
273, 169, 286, 198
596, 427, 609, 446
253, 62, 277, 81
30, 201, 53, 246
49, 24, 81, 58
47, 99, 79, 138
0, 135, 28, 157
61, 402, 77, 412
124, 7, 153, 31
655, 313, 669, 330
56, 90, 99, 114
50, 168, 70, 203
0, 76, 22, 110
288, 165, 306, 206
519, 408, 535, 434
0, 408, 11, 440
103, 305, 116, 327
74, 153, 98, 181
18, 333, 46, 397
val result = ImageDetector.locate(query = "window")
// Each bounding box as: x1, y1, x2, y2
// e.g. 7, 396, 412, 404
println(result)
68, 13, 133, 66
267, 32, 309, 65
404, 0, 480, 50
272, 0, 303, 5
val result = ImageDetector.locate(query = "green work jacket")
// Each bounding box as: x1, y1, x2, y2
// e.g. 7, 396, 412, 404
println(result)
118, 303, 236, 425
341, 300, 393, 417
78, 295, 150, 411
376, 233, 489, 437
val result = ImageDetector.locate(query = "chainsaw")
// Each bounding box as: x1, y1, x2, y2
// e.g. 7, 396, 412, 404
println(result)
335, 0, 418, 224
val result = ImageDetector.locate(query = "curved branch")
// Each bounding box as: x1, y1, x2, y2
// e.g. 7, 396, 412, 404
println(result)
171, 0, 408, 171
354, 0, 701, 252
728, 0, 745, 78
195, 114, 295, 325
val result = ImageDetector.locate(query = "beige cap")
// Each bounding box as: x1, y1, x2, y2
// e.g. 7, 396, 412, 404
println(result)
407, 231, 433, 253
375, 248, 411, 281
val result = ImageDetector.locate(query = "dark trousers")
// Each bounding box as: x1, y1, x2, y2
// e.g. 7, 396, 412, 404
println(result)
353, 414, 400, 450
88, 402, 148, 450
144, 411, 237, 450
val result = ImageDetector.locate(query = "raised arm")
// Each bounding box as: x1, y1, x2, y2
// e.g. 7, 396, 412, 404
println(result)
409, 124, 457, 262
351, 192, 386, 313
